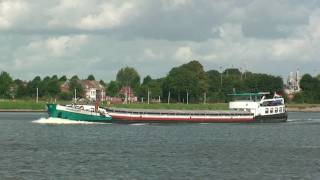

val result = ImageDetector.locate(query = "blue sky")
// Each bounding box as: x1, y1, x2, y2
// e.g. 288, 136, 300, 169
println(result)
0, 0, 320, 81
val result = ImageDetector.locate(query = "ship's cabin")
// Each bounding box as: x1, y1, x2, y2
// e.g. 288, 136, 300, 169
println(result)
229, 92, 286, 116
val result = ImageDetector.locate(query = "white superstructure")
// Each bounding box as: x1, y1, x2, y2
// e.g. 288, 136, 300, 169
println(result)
229, 92, 286, 117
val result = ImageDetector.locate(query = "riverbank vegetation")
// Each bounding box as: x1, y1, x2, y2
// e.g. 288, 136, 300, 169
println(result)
1, 60, 320, 106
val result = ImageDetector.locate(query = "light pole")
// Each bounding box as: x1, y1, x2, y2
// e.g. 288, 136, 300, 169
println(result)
219, 66, 223, 91
186, 91, 189, 104
36, 88, 38, 103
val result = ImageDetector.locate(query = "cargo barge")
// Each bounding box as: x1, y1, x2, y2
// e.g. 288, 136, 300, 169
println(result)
106, 92, 288, 123
46, 92, 287, 123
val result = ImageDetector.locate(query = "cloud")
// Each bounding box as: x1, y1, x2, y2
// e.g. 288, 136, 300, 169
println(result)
174, 46, 194, 61
77, 2, 138, 30
0, 0, 29, 29
26, 35, 88, 57
1, 0, 320, 81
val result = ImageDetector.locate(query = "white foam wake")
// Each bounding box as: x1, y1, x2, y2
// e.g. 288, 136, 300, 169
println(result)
129, 123, 148, 126
32, 117, 104, 125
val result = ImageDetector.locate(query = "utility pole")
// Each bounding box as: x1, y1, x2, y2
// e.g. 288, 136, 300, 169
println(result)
204, 92, 206, 104
147, 90, 150, 104
74, 89, 77, 103
167, 91, 171, 104
36, 88, 38, 103
187, 91, 189, 105
219, 66, 223, 91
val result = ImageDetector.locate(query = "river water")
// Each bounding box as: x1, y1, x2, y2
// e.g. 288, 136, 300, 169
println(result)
0, 112, 319, 179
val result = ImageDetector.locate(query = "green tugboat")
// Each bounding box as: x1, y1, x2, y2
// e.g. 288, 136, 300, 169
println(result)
47, 104, 112, 122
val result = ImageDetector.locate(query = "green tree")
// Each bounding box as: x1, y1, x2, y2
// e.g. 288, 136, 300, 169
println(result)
99, 80, 107, 88
69, 78, 84, 98
162, 60, 208, 102
26, 76, 42, 97
298, 74, 320, 103
107, 81, 120, 97
138, 77, 163, 100
59, 75, 67, 82
0, 71, 13, 98
87, 74, 95, 81
14, 79, 27, 98
116, 67, 140, 91
47, 77, 60, 98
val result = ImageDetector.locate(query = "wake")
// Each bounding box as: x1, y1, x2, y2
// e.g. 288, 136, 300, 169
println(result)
32, 117, 105, 125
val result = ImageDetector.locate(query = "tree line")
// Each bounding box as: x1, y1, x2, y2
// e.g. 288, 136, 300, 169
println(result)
1, 60, 319, 103
108, 60, 284, 103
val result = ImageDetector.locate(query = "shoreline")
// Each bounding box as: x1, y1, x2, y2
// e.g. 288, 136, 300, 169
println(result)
0, 109, 46, 112
0, 108, 320, 113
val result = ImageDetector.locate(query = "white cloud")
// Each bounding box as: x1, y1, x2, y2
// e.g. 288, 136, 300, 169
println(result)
174, 46, 193, 61
77, 2, 138, 30
0, 0, 29, 29
161, 0, 192, 10
27, 35, 88, 57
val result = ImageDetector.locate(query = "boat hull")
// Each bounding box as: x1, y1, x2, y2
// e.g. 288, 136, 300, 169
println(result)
107, 109, 287, 123
107, 112, 255, 123
253, 112, 288, 123
47, 104, 112, 122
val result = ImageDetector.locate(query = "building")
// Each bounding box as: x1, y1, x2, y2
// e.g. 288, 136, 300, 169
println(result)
284, 70, 301, 99
119, 86, 138, 103
60, 80, 106, 101
80, 80, 106, 102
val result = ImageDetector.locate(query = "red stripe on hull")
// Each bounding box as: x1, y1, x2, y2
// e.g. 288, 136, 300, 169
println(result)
110, 114, 254, 123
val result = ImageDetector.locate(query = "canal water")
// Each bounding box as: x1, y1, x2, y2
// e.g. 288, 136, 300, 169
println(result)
0, 112, 319, 179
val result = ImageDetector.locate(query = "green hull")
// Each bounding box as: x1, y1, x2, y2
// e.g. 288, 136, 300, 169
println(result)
47, 104, 112, 122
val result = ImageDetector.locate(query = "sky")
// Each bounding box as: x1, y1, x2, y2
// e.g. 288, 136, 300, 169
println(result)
1, 0, 320, 82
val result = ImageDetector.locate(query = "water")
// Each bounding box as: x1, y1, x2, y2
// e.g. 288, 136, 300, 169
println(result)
0, 112, 320, 179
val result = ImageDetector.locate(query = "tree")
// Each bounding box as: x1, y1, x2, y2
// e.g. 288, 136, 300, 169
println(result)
0, 71, 13, 98
107, 81, 120, 97
138, 77, 163, 100
70, 75, 79, 81
298, 74, 320, 103
59, 75, 67, 82
116, 67, 140, 91
162, 60, 208, 102
142, 75, 152, 85
99, 80, 107, 88
47, 77, 60, 97
26, 76, 42, 97
14, 79, 27, 98
87, 74, 95, 81
69, 78, 84, 98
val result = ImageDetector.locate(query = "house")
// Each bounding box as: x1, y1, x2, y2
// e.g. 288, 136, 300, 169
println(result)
60, 80, 106, 101
119, 86, 138, 103
60, 81, 70, 93
80, 80, 106, 102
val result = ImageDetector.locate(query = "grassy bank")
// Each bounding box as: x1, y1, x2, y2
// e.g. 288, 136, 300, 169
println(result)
1, 99, 320, 112
0, 100, 46, 110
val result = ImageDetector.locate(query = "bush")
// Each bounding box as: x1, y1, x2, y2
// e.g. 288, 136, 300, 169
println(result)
59, 92, 73, 100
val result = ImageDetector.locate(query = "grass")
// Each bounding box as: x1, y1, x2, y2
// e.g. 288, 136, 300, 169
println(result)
1, 99, 320, 111
286, 103, 320, 109
0, 99, 73, 110
0, 99, 47, 110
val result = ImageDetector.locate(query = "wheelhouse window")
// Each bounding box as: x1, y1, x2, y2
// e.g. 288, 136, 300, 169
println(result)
265, 108, 269, 114
270, 108, 274, 113
279, 107, 282, 113
275, 107, 278, 113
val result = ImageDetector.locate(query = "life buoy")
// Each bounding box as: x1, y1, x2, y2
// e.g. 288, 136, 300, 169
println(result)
80, 106, 84, 110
